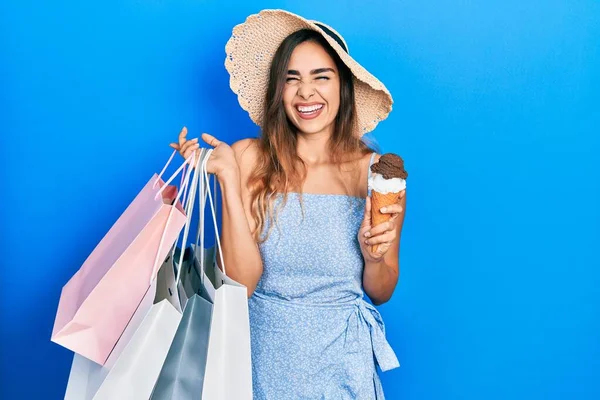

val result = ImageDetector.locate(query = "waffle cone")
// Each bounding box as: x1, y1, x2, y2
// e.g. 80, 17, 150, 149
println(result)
370, 190, 401, 253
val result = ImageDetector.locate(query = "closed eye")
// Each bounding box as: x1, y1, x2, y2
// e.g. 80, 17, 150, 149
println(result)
286, 76, 330, 82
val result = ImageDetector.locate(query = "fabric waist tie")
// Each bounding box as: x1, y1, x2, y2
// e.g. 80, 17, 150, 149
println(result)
352, 299, 400, 372
251, 292, 400, 371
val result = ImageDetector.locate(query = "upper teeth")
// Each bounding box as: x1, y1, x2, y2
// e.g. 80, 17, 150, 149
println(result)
297, 104, 323, 112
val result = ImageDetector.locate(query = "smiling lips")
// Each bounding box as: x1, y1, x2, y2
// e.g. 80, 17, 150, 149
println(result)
295, 103, 324, 120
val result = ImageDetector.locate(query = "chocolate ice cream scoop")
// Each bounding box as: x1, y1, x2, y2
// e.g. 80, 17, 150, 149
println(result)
370, 153, 408, 180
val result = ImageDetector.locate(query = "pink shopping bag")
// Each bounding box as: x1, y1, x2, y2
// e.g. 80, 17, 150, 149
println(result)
51, 151, 194, 365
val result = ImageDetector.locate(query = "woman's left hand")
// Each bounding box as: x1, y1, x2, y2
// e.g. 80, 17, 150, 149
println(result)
358, 191, 405, 262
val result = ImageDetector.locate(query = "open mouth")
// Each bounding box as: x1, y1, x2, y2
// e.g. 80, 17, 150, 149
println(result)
295, 104, 324, 120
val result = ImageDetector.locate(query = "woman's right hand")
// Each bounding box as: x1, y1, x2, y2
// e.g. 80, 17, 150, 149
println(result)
169, 126, 239, 183
170, 126, 200, 162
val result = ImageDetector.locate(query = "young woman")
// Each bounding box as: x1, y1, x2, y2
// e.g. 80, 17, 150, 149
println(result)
170, 9, 406, 399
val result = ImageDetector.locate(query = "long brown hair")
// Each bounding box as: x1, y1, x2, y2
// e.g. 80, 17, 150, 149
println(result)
247, 29, 378, 243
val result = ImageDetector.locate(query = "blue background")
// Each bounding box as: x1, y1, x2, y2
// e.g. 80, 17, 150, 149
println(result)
1, 1, 599, 399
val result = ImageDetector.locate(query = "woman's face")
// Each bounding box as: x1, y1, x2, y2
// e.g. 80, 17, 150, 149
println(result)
283, 40, 341, 136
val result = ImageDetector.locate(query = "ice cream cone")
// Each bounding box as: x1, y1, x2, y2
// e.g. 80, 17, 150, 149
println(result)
370, 190, 401, 253
367, 152, 408, 254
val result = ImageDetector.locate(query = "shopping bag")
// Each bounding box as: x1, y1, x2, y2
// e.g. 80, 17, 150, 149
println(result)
150, 291, 213, 399
63, 152, 198, 398
151, 149, 215, 399
82, 151, 206, 399
52, 151, 194, 365
200, 253, 253, 400
175, 246, 202, 311
64, 253, 175, 399
64, 277, 157, 400
91, 300, 181, 400
94, 150, 203, 400
198, 149, 253, 399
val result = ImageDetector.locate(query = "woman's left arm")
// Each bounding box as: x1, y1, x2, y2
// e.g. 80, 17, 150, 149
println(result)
358, 189, 407, 305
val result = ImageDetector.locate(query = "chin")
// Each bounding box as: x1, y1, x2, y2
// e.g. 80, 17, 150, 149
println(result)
290, 117, 336, 135
295, 123, 330, 135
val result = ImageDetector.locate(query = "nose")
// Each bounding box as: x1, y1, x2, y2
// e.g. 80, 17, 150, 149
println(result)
297, 81, 315, 100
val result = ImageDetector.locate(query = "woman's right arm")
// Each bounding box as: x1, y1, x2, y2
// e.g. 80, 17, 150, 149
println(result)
215, 137, 264, 297
171, 127, 263, 297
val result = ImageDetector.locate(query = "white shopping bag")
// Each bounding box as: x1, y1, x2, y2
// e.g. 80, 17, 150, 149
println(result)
197, 150, 253, 400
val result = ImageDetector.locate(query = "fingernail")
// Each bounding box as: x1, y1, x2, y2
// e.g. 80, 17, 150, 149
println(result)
380, 207, 386, 213
364, 231, 371, 238
365, 240, 370, 245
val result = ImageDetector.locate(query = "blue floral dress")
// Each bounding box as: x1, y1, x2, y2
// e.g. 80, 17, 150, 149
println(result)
248, 153, 400, 399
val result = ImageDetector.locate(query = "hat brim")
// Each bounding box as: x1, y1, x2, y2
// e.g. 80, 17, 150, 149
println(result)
224, 9, 393, 137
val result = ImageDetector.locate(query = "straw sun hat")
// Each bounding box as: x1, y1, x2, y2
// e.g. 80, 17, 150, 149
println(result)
224, 9, 393, 137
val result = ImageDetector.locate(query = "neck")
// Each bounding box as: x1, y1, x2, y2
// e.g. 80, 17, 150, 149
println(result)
296, 127, 333, 165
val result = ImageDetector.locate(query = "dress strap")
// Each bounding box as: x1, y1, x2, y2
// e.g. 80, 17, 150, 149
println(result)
368, 153, 377, 177
367, 152, 377, 196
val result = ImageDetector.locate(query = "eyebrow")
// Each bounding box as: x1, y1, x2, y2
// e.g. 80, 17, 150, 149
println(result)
287, 67, 336, 76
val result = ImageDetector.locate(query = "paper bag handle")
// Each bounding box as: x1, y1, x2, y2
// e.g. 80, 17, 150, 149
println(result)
202, 149, 227, 276
149, 151, 196, 283
174, 148, 208, 286
193, 149, 211, 286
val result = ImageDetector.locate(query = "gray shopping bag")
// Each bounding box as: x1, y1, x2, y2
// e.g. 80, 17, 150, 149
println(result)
174, 246, 205, 309
150, 244, 214, 399
150, 286, 213, 399
150, 148, 216, 399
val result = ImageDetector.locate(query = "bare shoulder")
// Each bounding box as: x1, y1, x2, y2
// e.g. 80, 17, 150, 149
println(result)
231, 138, 259, 159
231, 138, 260, 171
231, 138, 261, 193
